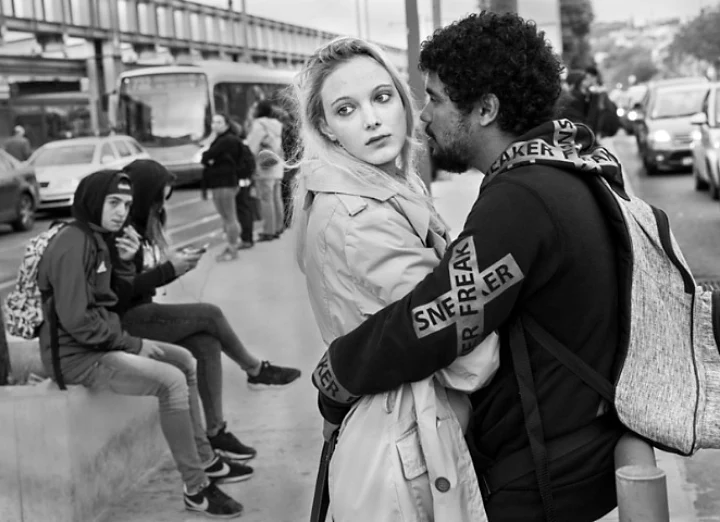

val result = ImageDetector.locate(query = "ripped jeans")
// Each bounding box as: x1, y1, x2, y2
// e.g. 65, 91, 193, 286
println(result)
73, 343, 215, 492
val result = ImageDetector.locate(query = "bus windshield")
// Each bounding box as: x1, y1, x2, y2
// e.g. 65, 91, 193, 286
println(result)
118, 73, 210, 146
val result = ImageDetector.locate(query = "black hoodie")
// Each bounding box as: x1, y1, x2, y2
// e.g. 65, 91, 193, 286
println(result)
111, 160, 179, 316
37, 170, 142, 383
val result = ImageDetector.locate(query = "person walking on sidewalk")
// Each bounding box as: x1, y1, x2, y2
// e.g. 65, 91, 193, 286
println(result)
112, 159, 302, 459
292, 37, 500, 521
37, 170, 247, 518
202, 113, 243, 261
247, 100, 285, 242
311, 12, 625, 522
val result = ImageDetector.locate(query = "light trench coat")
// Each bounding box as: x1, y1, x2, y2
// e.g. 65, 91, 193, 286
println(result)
297, 165, 500, 522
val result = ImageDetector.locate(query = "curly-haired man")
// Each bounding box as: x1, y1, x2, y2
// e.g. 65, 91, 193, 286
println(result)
311, 11, 626, 522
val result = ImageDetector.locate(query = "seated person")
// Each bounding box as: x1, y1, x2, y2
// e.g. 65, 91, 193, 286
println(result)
37, 170, 247, 519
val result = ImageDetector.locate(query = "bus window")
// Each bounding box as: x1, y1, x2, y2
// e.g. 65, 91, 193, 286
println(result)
119, 73, 211, 146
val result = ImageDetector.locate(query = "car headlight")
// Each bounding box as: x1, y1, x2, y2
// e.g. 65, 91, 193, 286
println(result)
617, 108, 626, 117
713, 140, 720, 150
651, 130, 672, 143
627, 111, 638, 121
691, 129, 702, 142
63, 178, 80, 191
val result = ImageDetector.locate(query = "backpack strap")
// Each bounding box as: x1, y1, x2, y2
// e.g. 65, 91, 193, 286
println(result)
40, 291, 66, 391
509, 318, 557, 521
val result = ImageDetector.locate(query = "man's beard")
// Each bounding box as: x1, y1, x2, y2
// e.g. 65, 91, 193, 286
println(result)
428, 139, 470, 174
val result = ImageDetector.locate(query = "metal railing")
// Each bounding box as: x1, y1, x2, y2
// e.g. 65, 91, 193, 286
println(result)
0, 0, 407, 71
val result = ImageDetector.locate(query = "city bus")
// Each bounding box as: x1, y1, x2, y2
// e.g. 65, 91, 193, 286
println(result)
111, 61, 297, 185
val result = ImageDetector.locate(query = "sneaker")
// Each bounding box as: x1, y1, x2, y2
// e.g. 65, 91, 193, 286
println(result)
215, 247, 238, 262
238, 241, 254, 250
247, 361, 302, 390
184, 482, 243, 518
256, 234, 276, 242
209, 428, 258, 461
204, 455, 254, 484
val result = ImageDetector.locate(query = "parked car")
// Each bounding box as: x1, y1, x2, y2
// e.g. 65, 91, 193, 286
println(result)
691, 82, 720, 198
615, 84, 648, 135
0, 148, 39, 232
634, 81, 710, 174
29, 136, 150, 211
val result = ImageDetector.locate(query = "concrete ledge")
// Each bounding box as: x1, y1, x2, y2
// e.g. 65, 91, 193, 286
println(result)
0, 380, 166, 522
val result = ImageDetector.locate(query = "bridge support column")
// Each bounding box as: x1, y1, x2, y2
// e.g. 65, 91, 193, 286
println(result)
85, 40, 123, 135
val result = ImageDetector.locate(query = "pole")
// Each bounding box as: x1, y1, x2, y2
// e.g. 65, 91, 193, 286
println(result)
355, 0, 363, 38
364, 0, 371, 40
240, 0, 250, 62
432, 0, 442, 29
614, 434, 670, 522
404, 0, 432, 191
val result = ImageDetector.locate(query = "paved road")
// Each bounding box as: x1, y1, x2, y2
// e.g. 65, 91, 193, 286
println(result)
0, 188, 224, 302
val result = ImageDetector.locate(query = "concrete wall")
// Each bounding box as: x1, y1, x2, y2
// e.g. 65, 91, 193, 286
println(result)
0, 383, 166, 522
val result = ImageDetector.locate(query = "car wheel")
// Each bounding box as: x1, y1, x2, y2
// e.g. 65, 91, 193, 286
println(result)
11, 192, 35, 232
695, 163, 709, 191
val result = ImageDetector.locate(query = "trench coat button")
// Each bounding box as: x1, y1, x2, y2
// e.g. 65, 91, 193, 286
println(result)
435, 477, 451, 492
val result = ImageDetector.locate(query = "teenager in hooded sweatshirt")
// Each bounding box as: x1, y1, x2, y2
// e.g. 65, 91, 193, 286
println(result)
37, 170, 248, 519
111, 159, 301, 461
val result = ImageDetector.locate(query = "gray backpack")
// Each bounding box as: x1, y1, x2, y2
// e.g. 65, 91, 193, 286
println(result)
506, 167, 720, 521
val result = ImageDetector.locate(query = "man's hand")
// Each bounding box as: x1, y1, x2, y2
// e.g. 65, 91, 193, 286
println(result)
139, 339, 165, 359
167, 249, 203, 277
323, 419, 340, 442
116, 225, 141, 261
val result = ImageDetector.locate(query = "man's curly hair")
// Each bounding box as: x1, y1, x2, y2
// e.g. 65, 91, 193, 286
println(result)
419, 11, 563, 136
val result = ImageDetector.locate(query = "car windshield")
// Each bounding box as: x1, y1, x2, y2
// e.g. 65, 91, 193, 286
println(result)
118, 73, 210, 146
650, 88, 708, 119
30, 144, 96, 167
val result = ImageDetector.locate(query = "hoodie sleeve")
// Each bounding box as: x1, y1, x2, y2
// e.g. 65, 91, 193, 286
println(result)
112, 249, 177, 315
48, 231, 142, 352
312, 180, 562, 422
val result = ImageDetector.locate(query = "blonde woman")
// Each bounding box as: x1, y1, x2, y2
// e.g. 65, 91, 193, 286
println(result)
291, 37, 500, 522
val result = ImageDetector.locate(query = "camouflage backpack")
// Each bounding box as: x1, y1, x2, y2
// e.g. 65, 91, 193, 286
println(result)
3, 222, 68, 339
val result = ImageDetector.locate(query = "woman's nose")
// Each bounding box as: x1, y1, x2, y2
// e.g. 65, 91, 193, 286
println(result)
363, 108, 381, 130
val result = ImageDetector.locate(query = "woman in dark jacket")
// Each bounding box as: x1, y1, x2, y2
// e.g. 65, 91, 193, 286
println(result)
112, 159, 302, 461
202, 113, 243, 261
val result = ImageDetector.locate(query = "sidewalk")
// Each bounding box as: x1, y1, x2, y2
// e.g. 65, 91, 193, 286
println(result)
101, 171, 698, 522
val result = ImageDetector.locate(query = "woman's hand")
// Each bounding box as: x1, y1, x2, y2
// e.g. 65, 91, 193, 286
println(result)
116, 225, 141, 261
168, 248, 203, 277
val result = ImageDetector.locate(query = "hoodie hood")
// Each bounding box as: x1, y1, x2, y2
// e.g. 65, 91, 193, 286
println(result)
483, 119, 625, 193
72, 169, 133, 229
122, 159, 176, 235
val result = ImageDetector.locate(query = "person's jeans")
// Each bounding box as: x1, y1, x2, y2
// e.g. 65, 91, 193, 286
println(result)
212, 187, 240, 249
73, 343, 214, 492
235, 184, 255, 244
121, 302, 260, 437
256, 178, 284, 236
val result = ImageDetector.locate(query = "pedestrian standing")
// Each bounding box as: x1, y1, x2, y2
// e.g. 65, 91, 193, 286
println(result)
201, 114, 243, 262
4, 125, 32, 161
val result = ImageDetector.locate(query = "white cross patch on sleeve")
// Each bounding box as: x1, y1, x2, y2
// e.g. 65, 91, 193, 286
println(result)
411, 236, 524, 355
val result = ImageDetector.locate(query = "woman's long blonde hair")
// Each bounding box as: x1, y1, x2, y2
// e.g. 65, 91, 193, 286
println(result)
288, 37, 434, 266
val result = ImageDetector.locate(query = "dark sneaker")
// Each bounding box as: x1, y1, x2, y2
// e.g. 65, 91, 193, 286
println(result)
209, 428, 257, 461
184, 482, 243, 518
238, 241, 254, 250
247, 361, 302, 390
204, 455, 254, 484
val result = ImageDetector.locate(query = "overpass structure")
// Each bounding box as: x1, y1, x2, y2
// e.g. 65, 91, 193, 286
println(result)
0, 0, 407, 138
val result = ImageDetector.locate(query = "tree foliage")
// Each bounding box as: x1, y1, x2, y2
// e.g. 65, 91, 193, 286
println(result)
670, 6, 720, 65
602, 46, 658, 87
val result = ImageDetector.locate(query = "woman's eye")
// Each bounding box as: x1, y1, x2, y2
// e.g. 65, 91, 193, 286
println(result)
376, 92, 391, 103
337, 105, 354, 116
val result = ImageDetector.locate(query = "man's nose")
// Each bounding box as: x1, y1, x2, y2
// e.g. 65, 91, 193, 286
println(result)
420, 103, 431, 124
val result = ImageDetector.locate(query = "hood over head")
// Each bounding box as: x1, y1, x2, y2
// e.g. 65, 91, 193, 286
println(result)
122, 159, 176, 235
72, 169, 133, 228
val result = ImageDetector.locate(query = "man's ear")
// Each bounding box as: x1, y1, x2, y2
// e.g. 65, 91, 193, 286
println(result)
473, 93, 500, 127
